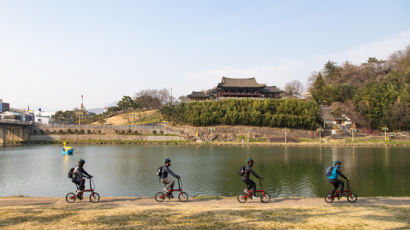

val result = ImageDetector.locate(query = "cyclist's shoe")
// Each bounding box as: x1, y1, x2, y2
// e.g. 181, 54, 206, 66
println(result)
167, 193, 174, 198
244, 189, 248, 193
252, 195, 258, 199
78, 195, 83, 200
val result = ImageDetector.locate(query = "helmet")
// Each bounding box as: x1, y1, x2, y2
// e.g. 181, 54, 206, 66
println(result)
163, 158, 171, 164
246, 158, 254, 164
334, 160, 342, 165
79, 159, 85, 164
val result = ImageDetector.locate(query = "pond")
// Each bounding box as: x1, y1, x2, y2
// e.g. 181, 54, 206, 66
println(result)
0, 145, 408, 198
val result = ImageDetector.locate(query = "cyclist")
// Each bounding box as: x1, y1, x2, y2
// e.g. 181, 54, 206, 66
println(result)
242, 158, 263, 198
328, 160, 349, 196
161, 158, 180, 198
72, 159, 93, 199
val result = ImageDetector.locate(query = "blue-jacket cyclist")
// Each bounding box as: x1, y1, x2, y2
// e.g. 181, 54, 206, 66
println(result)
161, 158, 180, 198
328, 160, 349, 196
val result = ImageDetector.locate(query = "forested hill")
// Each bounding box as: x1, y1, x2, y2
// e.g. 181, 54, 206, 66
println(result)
309, 46, 409, 131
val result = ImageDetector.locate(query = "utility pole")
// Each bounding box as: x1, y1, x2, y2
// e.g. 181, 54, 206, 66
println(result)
382, 127, 389, 142
170, 88, 173, 106
246, 128, 251, 143
283, 128, 289, 143
79, 95, 84, 125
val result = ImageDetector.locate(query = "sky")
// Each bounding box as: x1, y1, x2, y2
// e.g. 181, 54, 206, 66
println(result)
1, 0, 409, 112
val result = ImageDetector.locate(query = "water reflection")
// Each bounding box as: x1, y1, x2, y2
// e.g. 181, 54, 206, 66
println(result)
0, 145, 408, 197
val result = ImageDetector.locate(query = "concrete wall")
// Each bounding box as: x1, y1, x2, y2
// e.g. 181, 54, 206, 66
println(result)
34, 124, 182, 136
0, 124, 31, 145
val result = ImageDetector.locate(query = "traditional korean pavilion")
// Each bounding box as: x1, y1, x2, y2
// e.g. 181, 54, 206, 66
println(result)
187, 77, 283, 101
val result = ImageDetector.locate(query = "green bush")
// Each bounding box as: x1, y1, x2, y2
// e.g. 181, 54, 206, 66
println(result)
161, 99, 321, 130
152, 130, 157, 135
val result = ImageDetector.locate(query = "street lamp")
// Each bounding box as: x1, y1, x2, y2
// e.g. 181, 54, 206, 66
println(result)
209, 128, 215, 142
282, 128, 289, 143
130, 113, 137, 126
77, 111, 83, 125
381, 127, 389, 142
350, 128, 357, 143
246, 128, 251, 143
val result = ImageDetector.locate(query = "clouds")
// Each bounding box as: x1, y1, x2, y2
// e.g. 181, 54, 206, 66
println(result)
181, 30, 410, 96
318, 30, 410, 64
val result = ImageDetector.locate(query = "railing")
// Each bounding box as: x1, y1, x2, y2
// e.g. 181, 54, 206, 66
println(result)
0, 120, 34, 125
219, 92, 263, 97
38, 123, 162, 130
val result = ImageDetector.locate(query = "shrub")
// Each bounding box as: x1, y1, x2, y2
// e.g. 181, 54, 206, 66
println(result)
79, 129, 85, 134
58, 129, 65, 134
152, 130, 157, 135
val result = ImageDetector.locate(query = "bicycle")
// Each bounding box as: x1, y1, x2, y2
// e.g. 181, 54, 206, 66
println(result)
325, 179, 357, 203
155, 178, 188, 202
237, 179, 271, 203
66, 177, 100, 203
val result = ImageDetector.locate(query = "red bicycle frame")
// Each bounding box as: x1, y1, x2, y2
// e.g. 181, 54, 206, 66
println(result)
332, 179, 353, 198
241, 179, 266, 199
72, 178, 96, 198
159, 178, 184, 199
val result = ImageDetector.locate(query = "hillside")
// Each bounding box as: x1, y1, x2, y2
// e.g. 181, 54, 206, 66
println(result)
93, 110, 161, 125
309, 46, 409, 131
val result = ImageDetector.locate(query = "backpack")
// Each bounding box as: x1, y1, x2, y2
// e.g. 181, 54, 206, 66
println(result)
239, 165, 246, 176
156, 166, 164, 177
68, 167, 75, 178
325, 166, 334, 177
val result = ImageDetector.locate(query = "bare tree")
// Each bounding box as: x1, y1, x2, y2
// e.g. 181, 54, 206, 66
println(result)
284, 80, 304, 98
134, 88, 176, 110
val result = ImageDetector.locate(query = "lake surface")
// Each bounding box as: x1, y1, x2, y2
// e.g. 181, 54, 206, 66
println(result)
0, 145, 409, 198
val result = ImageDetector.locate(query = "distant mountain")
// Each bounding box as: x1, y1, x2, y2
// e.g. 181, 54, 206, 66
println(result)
88, 101, 118, 114
88, 108, 105, 114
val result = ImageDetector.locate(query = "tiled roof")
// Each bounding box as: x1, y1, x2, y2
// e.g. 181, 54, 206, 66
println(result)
187, 91, 210, 98
218, 77, 266, 88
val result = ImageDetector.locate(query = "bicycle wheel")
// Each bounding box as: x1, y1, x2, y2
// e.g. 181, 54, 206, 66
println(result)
260, 193, 271, 203
237, 193, 248, 203
66, 192, 76, 203
324, 193, 334, 203
178, 192, 189, 202
90, 192, 100, 203
347, 193, 358, 203
155, 192, 166, 202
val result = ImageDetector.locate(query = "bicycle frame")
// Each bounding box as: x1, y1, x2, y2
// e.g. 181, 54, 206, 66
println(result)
76, 178, 96, 195
159, 178, 184, 198
242, 179, 266, 199
334, 179, 352, 197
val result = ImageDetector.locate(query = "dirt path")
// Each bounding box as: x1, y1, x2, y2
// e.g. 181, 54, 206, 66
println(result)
1, 197, 409, 229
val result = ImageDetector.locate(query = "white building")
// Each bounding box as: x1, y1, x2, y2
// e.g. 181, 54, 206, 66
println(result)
34, 110, 54, 124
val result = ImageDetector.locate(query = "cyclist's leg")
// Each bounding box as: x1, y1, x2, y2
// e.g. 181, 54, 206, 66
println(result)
242, 177, 251, 192
249, 179, 256, 196
161, 178, 174, 193
329, 179, 338, 196
337, 179, 344, 194
79, 178, 86, 191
